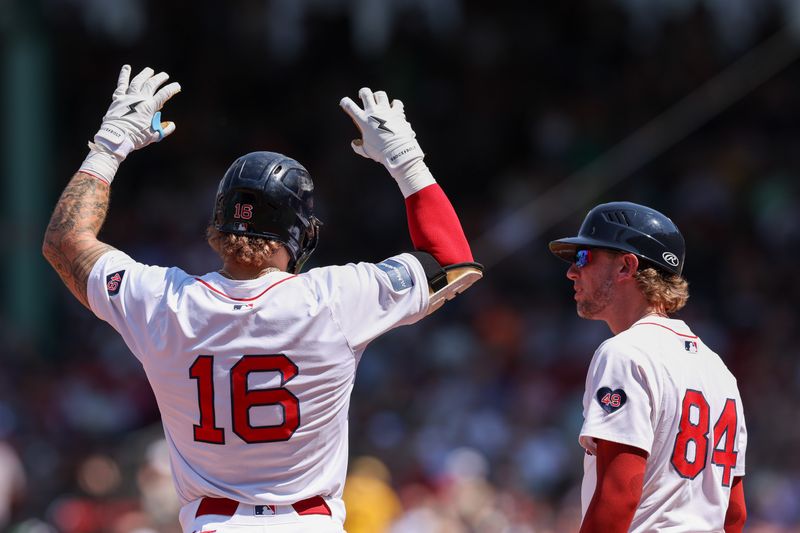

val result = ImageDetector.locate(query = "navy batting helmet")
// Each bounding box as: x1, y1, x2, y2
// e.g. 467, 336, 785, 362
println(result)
212, 151, 321, 273
549, 201, 685, 275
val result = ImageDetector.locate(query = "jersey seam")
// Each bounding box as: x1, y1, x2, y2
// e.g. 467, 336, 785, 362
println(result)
327, 298, 358, 362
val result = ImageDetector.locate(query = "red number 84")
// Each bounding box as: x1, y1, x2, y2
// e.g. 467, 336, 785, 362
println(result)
671, 389, 739, 487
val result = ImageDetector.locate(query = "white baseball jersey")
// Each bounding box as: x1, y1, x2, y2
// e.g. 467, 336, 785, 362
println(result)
580, 315, 747, 532
87, 250, 429, 508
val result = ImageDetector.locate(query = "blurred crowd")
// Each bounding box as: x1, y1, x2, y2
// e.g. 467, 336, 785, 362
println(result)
3, 0, 800, 531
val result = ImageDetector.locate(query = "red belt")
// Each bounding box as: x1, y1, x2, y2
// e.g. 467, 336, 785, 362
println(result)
196, 495, 332, 518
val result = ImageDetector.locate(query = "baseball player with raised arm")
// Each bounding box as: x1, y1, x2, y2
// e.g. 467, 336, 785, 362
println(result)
42, 65, 482, 533
549, 202, 747, 533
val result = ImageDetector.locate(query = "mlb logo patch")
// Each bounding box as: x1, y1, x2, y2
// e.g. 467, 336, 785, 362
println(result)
685, 340, 698, 353
106, 270, 125, 296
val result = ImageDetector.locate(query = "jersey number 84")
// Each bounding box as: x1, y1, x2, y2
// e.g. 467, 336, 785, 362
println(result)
671, 389, 739, 487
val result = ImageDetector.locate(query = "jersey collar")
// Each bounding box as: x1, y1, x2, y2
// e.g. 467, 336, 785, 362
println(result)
631, 314, 698, 339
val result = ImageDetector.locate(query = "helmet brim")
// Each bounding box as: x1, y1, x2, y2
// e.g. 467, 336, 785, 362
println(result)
548, 236, 633, 263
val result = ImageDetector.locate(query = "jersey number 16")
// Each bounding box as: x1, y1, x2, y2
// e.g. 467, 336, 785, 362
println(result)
189, 354, 300, 444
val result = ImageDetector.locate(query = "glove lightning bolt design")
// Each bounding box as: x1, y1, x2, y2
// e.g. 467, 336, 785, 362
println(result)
369, 115, 394, 133
124, 100, 144, 116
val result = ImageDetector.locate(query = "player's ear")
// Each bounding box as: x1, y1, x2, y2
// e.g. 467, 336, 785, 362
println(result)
617, 253, 639, 280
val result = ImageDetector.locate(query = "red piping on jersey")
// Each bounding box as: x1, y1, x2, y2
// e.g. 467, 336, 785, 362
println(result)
193, 275, 297, 302
633, 322, 698, 339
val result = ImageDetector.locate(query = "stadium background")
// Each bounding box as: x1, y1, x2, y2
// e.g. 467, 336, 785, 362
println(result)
3, 0, 800, 531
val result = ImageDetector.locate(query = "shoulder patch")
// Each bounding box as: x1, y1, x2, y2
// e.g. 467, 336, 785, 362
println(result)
376, 259, 414, 291
684, 340, 698, 353
596, 387, 627, 414
106, 270, 125, 296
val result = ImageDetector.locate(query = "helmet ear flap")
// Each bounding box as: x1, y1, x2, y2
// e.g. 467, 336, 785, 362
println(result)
291, 217, 321, 273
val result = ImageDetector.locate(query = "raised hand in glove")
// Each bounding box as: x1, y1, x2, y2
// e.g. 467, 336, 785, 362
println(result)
80, 65, 181, 184
340, 87, 435, 198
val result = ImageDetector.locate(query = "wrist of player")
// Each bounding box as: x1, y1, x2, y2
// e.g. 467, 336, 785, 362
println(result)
77, 118, 150, 184
78, 142, 124, 184
379, 138, 435, 197
380, 137, 423, 173
391, 158, 436, 198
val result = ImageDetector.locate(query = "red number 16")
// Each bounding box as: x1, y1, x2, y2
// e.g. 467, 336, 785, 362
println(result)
189, 354, 300, 445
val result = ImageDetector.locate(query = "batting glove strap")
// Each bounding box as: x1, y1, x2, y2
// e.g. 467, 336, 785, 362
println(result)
94, 123, 137, 158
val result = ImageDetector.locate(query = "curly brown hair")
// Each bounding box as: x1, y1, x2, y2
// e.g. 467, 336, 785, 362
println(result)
634, 266, 689, 314
206, 226, 286, 268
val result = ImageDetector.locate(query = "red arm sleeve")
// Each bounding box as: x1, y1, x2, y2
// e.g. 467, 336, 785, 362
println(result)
724, 477, 746, 533
580, 439, 648, 533
405, 183, 473, 265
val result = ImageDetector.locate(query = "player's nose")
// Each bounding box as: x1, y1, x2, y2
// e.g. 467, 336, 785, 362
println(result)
566, 263, 579, 280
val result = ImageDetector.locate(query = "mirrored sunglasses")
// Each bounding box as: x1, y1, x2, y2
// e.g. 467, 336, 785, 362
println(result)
574, 249, 592, 268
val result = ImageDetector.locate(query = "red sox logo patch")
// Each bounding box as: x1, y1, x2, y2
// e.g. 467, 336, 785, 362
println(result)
596, 387, 627, 414
106, 270, 125, 296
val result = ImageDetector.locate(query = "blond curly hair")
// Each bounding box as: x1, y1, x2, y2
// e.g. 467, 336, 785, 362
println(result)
206, 227, 285, 268
634, 266, 689, 314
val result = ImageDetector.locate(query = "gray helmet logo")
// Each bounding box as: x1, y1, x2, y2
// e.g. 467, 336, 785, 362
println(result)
662, 252, 679, 267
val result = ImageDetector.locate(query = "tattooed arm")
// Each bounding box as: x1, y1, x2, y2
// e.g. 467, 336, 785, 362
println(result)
42, 173, 116, 309
42, 65, 180, 309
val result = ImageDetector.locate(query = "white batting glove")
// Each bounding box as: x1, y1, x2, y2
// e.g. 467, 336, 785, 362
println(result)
79, 65, 181, 184
340, 88, 436, 198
